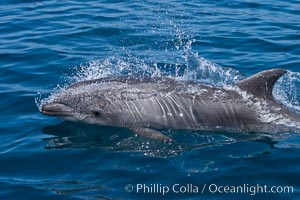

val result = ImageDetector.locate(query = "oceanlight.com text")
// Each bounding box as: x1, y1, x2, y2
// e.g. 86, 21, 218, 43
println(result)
125, 183, 294, 196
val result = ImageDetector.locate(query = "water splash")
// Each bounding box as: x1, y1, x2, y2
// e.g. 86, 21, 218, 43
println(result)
182, 51, 245, 86
70, 51, 244, 88
273, 71, 300, 114
73, 56, 155, 82
35, 82, 69, 111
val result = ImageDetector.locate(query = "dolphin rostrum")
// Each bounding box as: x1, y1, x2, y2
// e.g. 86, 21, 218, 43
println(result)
41, 68, 300, 141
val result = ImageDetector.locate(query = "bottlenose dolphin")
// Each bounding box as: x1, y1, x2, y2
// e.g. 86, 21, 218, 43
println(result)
41, 68, 300, 141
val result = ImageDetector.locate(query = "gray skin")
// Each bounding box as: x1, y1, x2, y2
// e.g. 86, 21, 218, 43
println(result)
41, 68, 300, 140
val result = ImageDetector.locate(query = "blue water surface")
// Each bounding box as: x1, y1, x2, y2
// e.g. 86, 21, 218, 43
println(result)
1, 0, 300, 199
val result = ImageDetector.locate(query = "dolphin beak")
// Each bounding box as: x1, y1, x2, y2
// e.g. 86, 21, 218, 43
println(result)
41, 103, 74, 117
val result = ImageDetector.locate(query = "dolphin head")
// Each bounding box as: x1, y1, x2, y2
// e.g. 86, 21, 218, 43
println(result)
41, 83, 115, 126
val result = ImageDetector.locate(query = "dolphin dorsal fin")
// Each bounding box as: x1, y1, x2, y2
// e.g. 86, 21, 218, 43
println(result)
236, 68, 287, 100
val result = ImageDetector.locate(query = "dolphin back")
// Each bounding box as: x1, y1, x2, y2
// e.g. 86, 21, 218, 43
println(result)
67, 75, 178, 89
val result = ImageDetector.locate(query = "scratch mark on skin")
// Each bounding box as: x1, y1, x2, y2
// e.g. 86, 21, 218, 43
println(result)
130, 101, 143, 121
125, 101, 136, 124
154, 96, 167, 120
222, 102, 231, 126
228, 104, 238, 127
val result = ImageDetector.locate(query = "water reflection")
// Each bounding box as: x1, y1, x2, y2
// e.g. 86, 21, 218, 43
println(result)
42, 121, 279, 157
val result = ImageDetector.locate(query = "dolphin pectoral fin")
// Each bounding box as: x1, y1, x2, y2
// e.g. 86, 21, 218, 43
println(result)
236, 68, 287, 100
128, 127, 172, 142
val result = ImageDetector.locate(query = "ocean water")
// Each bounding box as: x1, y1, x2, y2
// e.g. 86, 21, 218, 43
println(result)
1, 0, 300, 199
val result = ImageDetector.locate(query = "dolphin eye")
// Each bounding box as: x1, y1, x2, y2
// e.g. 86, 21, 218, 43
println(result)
92, 111, 102, 117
